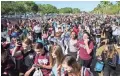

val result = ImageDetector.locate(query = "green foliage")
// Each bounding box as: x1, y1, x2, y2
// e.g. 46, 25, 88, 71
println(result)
1, 1, 15, 15
72, 8, 80, 14
1, 1, 38, 15
38, 4, 58, 14
31, 3, 38, 13
1, 1, 80, 15
92, 1, 120, 14
59, 7, 73, 13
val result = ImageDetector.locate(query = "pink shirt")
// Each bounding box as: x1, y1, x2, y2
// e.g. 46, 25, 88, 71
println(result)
76, 40, 94, 60
73, 27, 79, 35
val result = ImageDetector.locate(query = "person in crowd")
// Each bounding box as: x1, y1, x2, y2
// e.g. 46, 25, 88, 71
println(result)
112, 22, 118, 45
42, 31, 49, 46
95, 26, 101, 47
101, 44, 119, 76
78, 25, 85, 40
75, 31, 94, 68
49, 45, 64, 76
26, 22, 33, 32
10, 37, 24, 76
12, 38, 36, 75
65, 31, 78, 59
24, 42, 52, 76
61, 27, 71, 54
104, 24, 112, 44
116, 24, 120, 48
73, 24, 79, 35
33, 22, 42, 40
55, 32, 65, 54
1, 45, 16, 76
61, 55, 81, 76
27, 31, 34, 42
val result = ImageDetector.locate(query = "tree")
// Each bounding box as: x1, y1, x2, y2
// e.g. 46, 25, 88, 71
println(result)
31, 3, 38, 13
38, 4, 58, 14
14, 1, 26, 13
59, 7, 73, 13
92, 1, 120, 15
24, 1, 35, 12
1, 1, 15, 15
72, 8, 80, 14
1, 1, 40, 15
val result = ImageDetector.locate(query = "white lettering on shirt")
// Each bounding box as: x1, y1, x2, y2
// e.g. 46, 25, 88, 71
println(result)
38, 59, 48, 65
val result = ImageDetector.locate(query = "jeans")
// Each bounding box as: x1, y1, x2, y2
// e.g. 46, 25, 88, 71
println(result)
103, 65, 116, 76
115, 65, 120, 76
81, 59, 92, 68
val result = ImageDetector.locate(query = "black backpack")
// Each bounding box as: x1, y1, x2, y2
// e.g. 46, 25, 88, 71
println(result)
107, 52, 119, 67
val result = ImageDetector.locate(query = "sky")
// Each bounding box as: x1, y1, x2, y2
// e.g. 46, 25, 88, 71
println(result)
35, 1, 117, 12
35, 1, 100, 12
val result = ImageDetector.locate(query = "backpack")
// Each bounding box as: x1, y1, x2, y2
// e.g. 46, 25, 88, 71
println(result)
94, 60, 104, 72
107, 52, 119, 67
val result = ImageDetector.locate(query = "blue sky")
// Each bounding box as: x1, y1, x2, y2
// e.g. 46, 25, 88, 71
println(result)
35, 1, 100, 12
35, 1, 116, 12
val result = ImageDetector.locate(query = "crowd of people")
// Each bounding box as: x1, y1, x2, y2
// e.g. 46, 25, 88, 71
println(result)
1, 13, 120, 76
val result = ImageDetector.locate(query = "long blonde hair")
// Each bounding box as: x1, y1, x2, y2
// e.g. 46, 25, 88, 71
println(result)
49, 45, 64, 66
107, 44, 117, 58
62, 55, 81, 76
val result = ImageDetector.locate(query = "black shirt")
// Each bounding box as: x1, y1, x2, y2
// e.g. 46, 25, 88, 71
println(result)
22, 49, 36, 70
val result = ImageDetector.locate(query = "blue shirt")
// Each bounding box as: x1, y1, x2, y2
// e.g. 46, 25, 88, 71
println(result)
51, 63, 65, 76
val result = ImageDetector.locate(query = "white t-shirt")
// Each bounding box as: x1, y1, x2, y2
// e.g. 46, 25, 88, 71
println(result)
69, 39, 77, 52
112, 25, 117, 36
117, 27, 120, 36
33, 25, 41, 33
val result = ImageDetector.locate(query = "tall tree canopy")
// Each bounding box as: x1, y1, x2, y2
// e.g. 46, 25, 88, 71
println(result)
1, 1, 80, 15
92, 1, 120, 15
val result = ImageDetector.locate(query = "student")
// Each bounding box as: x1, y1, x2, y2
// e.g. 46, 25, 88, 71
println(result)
27, 31, 34, 42
95, 26, 101, 47
62, 28, 71, 54
1, 45, 16, 76
61, 55, 81, 76
75, 31, 94, 68
24, 42, 52, 76
78, 25, 84, 40
50, 45, 64, 76
22, 38, 36, 75
102, 44, 119, 76
33, 23, 42, 40
116, 24, 120, 48
66, 31, 78, 59
55, 32, 65, 54
104, 24, 112, 44
12, 38, 36, 75
73, 25, 79, 35
10, 37, 23, 76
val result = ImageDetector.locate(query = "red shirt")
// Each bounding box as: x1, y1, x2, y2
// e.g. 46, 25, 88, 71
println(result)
76, 40, 94, 60
73, 27, 79, 35
34, 51, 51, 76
